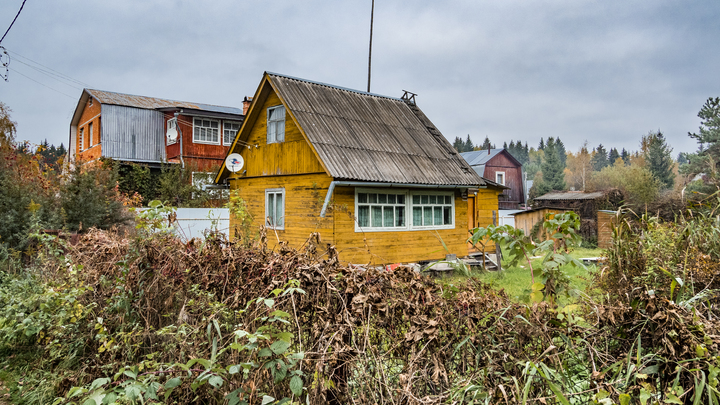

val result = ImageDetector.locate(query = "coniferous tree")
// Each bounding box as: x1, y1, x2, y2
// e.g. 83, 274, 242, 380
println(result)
683, 97, 720, 182
644, 131, 675, 189
538, 138, 545, 150
621, 148, 630, 165
481, 136, 494, 150
677, 152, 688, 165
541, 138, 566, 191
555, 137, 567, 166
608, 148, 621, 164
591, 144, 609, 171
504, 141, 509, 149
465, 135, 475, 151
452, 136, 464, 153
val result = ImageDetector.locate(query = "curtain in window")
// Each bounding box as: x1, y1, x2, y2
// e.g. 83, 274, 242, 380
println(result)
275, 193, 283, 227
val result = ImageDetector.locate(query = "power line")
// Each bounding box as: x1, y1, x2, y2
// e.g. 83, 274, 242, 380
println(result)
8, 66, 76, 98
9, 50, 90, 87
0, 0, 28, 45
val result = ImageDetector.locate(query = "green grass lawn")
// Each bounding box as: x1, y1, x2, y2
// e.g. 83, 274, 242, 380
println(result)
445, 245, 605, 302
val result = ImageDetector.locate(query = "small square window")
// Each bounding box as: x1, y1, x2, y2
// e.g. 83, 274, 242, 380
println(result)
265, 189, 285, 229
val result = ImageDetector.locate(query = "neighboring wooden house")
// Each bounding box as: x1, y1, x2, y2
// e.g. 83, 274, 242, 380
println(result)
68, 89, 247, 171
460, 149, 525, 209
216, 72, 504, 265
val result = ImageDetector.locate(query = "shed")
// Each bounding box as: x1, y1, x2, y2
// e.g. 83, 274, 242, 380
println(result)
460, 149, 525, 209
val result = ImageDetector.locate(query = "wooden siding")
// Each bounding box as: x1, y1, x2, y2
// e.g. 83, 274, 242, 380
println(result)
513, 208, 569, 238
238, 90, 326, 177
597, 211, 616, 249
468, 188, 502, 251
229, 173, 334, 249
483, 152, 524, 209
331, 186, 470, 265
164, 112, 235, 170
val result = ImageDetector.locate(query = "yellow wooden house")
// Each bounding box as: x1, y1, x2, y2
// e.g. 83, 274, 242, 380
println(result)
216, 72, 503, 265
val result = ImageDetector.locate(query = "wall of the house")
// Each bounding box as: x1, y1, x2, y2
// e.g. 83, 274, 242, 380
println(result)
76, 98, 103, 162
331, 186, 470, 265
483, 152, 524, 209
100, 105, 165, 162
165, 112, 239, 171
229, 173, 335, 248
241, 92, 326, 177
468, 188, 503, 252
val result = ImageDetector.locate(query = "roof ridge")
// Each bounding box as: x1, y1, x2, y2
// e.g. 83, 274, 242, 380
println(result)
266, 72, 405, 102
85, 88, 240, 110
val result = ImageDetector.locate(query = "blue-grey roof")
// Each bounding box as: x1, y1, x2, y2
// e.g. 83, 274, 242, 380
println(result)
460, 149, 504, 166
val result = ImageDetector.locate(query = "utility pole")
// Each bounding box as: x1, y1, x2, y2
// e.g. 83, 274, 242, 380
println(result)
367, 0, 375, 92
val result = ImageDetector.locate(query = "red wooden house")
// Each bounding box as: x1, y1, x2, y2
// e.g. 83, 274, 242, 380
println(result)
68, 89, 247, 171
460, 149, 525, 209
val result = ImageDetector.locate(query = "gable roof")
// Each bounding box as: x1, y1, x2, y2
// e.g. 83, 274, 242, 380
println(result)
85, 89, 244, 115
460, 149, 523, 167
218, 72, 485, 186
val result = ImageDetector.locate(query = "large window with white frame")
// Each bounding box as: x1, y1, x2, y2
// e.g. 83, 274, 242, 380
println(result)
355, 189, 455, 232
265, 188, 285, 230
495, 171, 505, 186
193, 118, 220, 144
223, 121, 241, 146
267, 105, 285, 144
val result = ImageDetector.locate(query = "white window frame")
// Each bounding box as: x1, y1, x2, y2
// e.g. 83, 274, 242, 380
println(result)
496, 171, 505, 186
88, 122, 94, 147
167, 117, 178, 145
192, 117, 221, 145
223, 120, 241, 146
354, 188, 455, 232
265, 188, 285, 230
78, 127, 85, 151
267, 105, 285, 144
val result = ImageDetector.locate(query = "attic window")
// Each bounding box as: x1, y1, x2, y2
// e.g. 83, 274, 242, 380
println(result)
496, 172, 505, 186
267, 106, 285, 144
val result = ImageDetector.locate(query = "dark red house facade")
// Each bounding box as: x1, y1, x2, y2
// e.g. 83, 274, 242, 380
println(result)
460, 149, 525, 209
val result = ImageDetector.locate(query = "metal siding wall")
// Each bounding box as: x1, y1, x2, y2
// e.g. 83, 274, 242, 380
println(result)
101, 105, 165, 161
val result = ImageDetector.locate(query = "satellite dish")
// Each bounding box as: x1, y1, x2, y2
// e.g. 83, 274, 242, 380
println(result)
166, 118, 178, 144
225, 153, 244, 173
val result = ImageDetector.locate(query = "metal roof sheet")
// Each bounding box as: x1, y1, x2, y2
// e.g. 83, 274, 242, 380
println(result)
460, 149, 504, 166
268, 73, 484, 186
534, 191, 607, 201
85, 89, 243, 115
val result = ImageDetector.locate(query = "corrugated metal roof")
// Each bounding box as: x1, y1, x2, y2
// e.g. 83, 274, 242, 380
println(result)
86, 89, 243, 115
268, 73, 483, 186
534, 191, 607, 201
460, 149, 504, 166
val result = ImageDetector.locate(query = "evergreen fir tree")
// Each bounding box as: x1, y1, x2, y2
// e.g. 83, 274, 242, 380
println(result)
555, 137, 567, 166
541, 139, 566, 191
481, 136, 493, 150
621, 148, 630, 164
608, 148, 621, 164
591, 144, 609, 171
645, 131, 675, 189
504, 141, 509, 149
452, 136, 464, 153
538, 138, 545, 150
465, 134, 474, 151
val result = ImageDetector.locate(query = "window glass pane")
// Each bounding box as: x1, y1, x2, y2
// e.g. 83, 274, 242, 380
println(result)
434, 207, 442, 225
358, 193, 367, 203
412, 195, 420, 204
398, 195, 405, 204
277, 121, 284, 142
445, 195, 452, 204
358, 206, 370, 227
429, 195, 436, 204
395, 206, 405, 227
383, 206, 394, 227
413, 207, 422, 226
443, 206, 452, 225
369, 194, 377, 204
276, 193, 283, 227
378, 194, 387, 204
371, 206, 382, 227
421, 195, 429, 204
423, 207, 433, 226
267, 194, 275, 225
387, 194, 396, 204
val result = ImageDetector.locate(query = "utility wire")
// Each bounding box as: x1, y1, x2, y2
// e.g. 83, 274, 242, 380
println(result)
9, 67, 75, 98
0, 0, 28, 45
9, 50, 90, 87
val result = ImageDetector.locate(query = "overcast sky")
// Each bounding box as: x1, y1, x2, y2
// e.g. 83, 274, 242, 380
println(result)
1, 0, 719, 155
